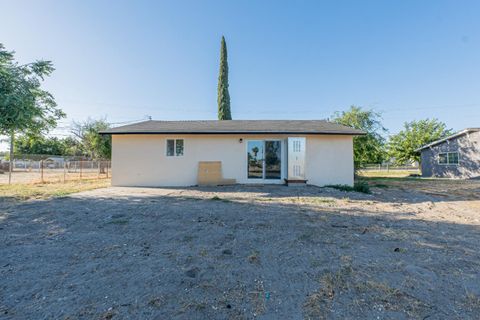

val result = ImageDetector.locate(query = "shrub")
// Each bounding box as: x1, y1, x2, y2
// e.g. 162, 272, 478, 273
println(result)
210, 195, 231, 202
326, 184, 354, 192
326, 181, 371, 194
353, 181, 370, 194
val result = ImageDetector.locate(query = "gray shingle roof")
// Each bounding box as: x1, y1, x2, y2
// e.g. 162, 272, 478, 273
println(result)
101, 120, 365, 135
415, 128, 480, 152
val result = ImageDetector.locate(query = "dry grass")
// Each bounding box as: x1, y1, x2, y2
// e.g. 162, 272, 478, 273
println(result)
357, 169, 480, 200
259, 196, 336, 207
357, 169, 420, 178
465, 291, 480, 313
0, 169, 106, 184
361, 176, 480, 200
0, 179, 111, 201
304, 260, 431, 319
248, 280, 267, 316
304, 265, 352, 319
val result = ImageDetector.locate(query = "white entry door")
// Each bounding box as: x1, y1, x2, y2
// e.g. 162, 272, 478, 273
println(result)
287, 137, 306, 180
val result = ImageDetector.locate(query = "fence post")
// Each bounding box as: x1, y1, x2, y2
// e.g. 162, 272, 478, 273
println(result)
40, 160, 44, 183
8, 134, 13, 185
80, 160, 83, 180
106, 161, 109, 178
63, 161, 67, 183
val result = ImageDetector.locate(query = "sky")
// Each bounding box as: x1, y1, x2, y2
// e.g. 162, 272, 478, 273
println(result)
1, 0, 479, 150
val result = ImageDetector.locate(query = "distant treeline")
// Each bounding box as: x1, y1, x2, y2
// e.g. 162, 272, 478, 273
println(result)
11, 119, 111, 160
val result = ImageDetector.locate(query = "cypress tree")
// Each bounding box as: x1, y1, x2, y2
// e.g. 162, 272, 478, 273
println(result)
217, 36, 232, 120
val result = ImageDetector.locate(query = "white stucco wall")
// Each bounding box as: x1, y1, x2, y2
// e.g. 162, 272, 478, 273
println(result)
111, 134, 354, 187
305, 135, 354, 186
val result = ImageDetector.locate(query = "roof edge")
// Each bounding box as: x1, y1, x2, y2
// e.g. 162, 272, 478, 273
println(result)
100, 131, 365, 136
100, 119, 365, 135
415, 128, 480, 152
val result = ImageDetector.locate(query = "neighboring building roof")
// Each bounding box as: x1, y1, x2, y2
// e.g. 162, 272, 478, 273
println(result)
101, 120, 365, 135
415, 128, 480, 152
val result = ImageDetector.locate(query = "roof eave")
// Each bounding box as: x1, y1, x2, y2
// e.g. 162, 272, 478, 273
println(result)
414, 128, 479, 152
100, 131, 365, 136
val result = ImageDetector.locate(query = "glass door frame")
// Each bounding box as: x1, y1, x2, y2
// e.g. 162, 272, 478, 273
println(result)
245, 139, 285, 183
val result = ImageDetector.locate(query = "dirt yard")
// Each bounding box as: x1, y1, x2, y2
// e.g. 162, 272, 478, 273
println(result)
1, 179, 479, 319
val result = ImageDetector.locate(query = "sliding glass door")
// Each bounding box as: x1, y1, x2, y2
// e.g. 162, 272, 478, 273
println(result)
247, 140, 264, 179
247, 140, 282, 180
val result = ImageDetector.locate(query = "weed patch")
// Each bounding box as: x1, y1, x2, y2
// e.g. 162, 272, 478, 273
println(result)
210, 195, 231, 202
248, 250, 261, 264
325, 181, 371, 194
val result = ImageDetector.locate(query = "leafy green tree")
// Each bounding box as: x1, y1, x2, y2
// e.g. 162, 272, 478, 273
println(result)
14, 135, 82, 156
0, 43, 65, 182
217, 36, 232, 120
15, 135, 64, 155
72, 119, 111, 159
61, 136, 84, 156
332, 106, 387, 167
388, 119, 452, 164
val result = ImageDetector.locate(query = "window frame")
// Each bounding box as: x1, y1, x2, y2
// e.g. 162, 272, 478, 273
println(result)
245, 139, 285, 183
165, 138, 185, 157
437, 151, 459, 165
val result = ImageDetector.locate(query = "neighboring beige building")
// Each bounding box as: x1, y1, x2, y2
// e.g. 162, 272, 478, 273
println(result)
102, 120, 364, 187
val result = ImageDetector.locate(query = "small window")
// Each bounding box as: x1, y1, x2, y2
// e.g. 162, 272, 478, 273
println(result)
166, 139, 184, 157
438, 153, 448, 164
166, 140, 175, 156
175, 139, 184, 156
448, 152, 459, 164
438, 152, 459, 165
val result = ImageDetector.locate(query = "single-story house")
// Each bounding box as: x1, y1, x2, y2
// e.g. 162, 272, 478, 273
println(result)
101, 120, 364, 187
416, 128, 480, 179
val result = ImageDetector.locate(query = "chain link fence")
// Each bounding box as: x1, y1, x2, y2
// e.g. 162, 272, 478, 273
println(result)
0, 159, 111, 184
356, 163, 421, 176
358, 163, 420, 171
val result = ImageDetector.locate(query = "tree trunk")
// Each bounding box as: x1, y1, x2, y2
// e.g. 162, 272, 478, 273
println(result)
8, 131, 14, 185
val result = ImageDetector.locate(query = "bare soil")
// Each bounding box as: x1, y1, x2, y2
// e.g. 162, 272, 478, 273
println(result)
1, 180, 479, 319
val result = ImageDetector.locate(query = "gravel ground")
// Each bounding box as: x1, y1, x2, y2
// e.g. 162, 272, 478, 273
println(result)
1, 183, 479, 319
